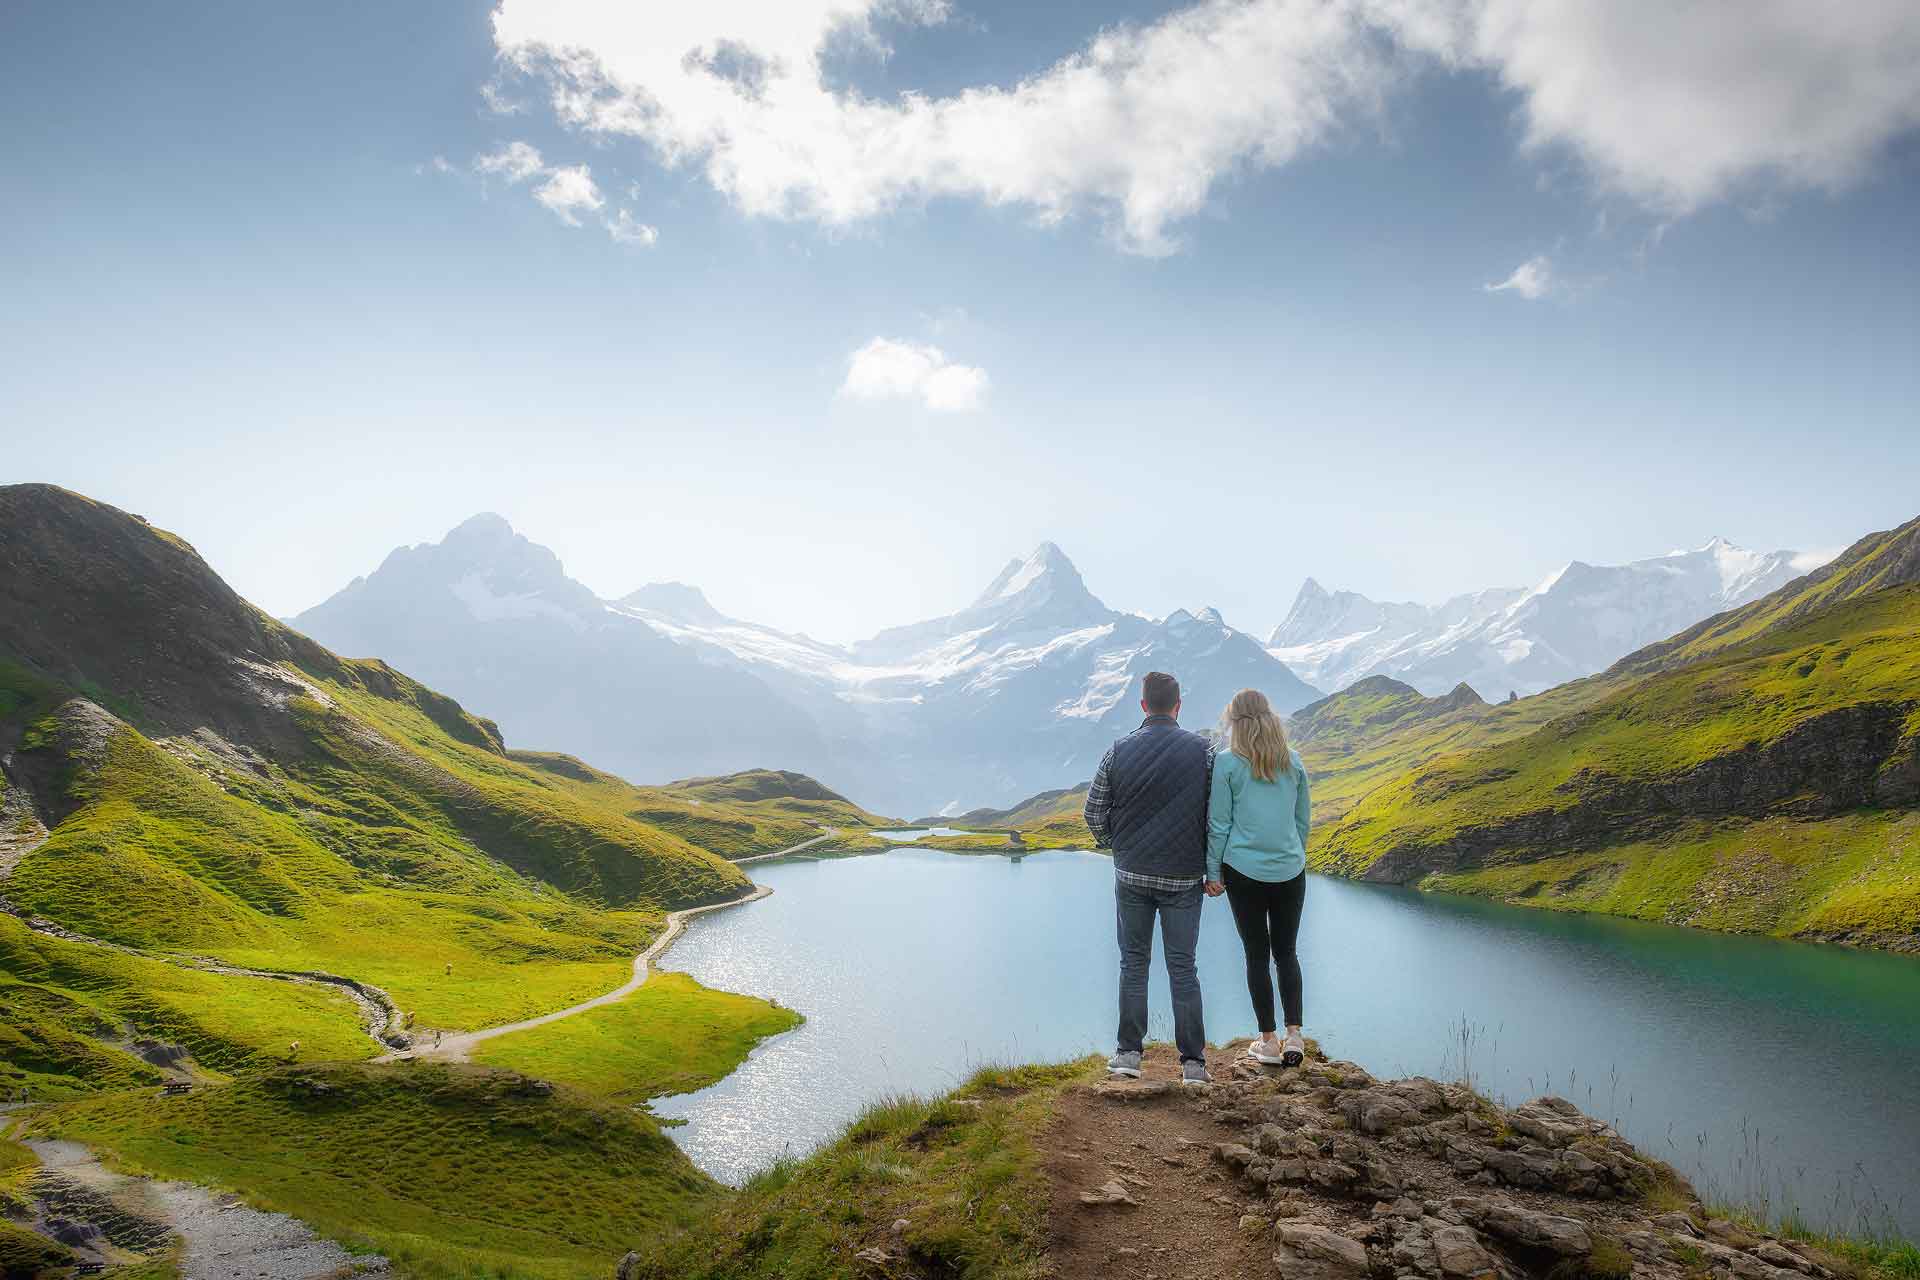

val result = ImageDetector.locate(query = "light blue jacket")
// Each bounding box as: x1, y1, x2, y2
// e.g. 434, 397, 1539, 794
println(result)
1206, 749, 1310, 884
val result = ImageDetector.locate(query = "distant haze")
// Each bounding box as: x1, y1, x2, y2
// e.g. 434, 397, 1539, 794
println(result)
290, 514, 1837, 815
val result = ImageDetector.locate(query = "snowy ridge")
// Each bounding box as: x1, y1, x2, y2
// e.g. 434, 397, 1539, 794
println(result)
1269, 538, 1829, 700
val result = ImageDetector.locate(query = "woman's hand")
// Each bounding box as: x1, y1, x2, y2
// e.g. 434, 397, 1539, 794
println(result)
1204, 880, 1226, 897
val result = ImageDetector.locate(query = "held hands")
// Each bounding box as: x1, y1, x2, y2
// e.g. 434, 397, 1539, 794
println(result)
1204, 880, 1226, 897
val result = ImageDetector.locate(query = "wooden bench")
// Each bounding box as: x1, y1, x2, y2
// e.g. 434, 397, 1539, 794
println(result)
160, 1080, 193, 1097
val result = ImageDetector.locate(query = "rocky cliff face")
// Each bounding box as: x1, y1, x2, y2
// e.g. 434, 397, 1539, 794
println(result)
1181, 1050, 1839, 1280
1356, 698, 1920, 885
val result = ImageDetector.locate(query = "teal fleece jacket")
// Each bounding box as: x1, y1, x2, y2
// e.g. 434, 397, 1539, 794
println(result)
1205, 749, 1311, 884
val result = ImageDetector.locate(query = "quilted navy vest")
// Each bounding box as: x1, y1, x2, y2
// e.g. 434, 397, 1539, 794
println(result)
1107, 715, 1213, 881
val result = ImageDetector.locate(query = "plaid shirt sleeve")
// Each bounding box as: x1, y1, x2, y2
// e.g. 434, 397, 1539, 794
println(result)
1083, 745, 1116, 848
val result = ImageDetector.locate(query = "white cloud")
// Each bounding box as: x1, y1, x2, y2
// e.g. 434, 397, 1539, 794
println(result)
479, 82, 527, 116
841, 337, 987, 411
473, 140, 545, 184
605, 209, 660, 246
533, 165, 605, 226
489, 0, 1920, 252
1484, 254, 1553, 300
1391, 0, 1920, 215
471, 142, 641, 237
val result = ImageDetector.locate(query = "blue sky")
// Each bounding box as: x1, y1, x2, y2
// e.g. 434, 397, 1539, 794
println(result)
3, 0, 1917, 643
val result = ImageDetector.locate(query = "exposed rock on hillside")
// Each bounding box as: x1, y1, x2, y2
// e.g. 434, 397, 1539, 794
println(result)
1063, 1047, 1836, 1280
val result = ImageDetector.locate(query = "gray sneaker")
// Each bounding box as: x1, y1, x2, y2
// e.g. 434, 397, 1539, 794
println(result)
1107, 1050, 1142, 1079
1181, 1060, 1213, 1087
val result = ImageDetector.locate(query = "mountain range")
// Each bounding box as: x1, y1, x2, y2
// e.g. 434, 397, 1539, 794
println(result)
296, 530, 1321, 816
1269, 538, 1829, 700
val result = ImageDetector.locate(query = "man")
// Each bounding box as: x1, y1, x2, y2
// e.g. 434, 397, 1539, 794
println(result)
1083, 670, 1215, 1085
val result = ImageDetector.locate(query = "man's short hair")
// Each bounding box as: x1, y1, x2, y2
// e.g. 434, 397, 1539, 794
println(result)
1142, 671, 1180, 714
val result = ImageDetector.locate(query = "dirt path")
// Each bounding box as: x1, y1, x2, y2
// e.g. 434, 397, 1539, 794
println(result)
733, 828, 838, 865
0, 887, 400, 1053
391, 883, 775, 1063
1043, 1044, 1274, 1280
20, 1134, 386, 1279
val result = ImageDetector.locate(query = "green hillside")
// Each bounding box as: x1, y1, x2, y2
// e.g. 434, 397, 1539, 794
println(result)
0, 485, 821, 1272
1314, 517, 1920, 952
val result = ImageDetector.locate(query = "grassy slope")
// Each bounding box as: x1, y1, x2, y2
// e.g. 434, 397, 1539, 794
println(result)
1316, 584, 1920, 947
0, 489, 883, 1274
27, 1062, 717, 1280
631, 1060, 1095, 1280
473, 970, 801, 1104
0, 913, 373, 1099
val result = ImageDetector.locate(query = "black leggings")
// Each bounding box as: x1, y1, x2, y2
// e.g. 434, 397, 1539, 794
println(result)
1222, 863, 1305, 1032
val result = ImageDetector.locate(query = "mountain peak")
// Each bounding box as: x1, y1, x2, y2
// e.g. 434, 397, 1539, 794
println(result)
620, 581, 726, 625
971, 541, 1095, 612
445, 512, 516, 543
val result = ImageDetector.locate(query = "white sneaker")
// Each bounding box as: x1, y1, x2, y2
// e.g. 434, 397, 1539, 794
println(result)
1247, 1036, 1287, 1065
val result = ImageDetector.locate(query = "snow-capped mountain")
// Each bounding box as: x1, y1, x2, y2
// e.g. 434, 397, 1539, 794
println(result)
1269, 538, 1829, 699
295, 520, 1320, 816
616, 541, 1322, 815
289, 514, 836, 788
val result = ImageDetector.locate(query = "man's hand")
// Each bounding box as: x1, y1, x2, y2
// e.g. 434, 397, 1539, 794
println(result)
1204, 880, 1226, 897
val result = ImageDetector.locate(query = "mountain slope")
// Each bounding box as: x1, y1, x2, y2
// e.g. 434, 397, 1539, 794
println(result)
1313, 515, 1920, 952
314, 527, 1321, 816
0, 485, 851, 1050
291, 514, 836, 790
1272, 538, 1823, 699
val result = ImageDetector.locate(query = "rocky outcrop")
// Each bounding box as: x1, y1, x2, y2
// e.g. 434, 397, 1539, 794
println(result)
1354, 699, 1920, 886
1197, 1053, 1833, 1280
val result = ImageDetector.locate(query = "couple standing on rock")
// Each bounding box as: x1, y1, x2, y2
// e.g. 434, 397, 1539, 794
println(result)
1084, 671, 1312, 1085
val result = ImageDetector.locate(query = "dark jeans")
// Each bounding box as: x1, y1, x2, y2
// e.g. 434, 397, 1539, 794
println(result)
1114, 878, 1206, 1064
1223, 863, 1305, 1032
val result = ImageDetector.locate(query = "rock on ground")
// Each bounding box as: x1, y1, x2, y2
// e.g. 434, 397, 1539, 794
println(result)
1034, 1042, 1841, 1280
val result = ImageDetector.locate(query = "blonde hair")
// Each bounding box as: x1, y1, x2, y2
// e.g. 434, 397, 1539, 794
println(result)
1224, 688, 1291, 783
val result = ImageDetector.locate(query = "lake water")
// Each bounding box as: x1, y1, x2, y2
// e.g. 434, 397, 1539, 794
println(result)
656, 849, 1920, 1235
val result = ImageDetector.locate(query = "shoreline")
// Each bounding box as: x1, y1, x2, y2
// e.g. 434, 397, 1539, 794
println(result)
388, 883, 777, 1064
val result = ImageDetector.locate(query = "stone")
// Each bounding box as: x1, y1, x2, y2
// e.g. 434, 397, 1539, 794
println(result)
614, 1251, 642, 1280
854, 1246, 892, 1265
1241, 1214, 1270, 1233
1754, 1242, 1814, 1273
1344, 1090, 1424, 1136
1080, 1178, 1141, 1207
1275, 1220, 1372, 1277
1388, 1078, 1449, 1114
1481, 1203, 1593, 1256
1097, 1080, 1175, 1100
1431, 1225, 1498, 1278
1216, 1142, 1258, 1169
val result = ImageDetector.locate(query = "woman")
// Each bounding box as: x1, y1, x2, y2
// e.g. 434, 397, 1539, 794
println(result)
1204, 688, 1311, 1068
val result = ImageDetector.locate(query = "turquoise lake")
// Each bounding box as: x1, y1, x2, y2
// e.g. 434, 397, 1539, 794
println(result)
655, 849, 1920, 1235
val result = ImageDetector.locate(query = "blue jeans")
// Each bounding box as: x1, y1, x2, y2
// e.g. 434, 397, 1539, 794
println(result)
1114, 878, 1207, 1065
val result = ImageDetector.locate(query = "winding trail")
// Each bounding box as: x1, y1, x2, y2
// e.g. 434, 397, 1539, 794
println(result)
393, 829, 836, 1063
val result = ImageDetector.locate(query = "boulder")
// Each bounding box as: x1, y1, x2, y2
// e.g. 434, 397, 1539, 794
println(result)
1275, 1220, 1372, 1278
1431, 1225, 1498, 1278
1481, 1203, 1593, 1257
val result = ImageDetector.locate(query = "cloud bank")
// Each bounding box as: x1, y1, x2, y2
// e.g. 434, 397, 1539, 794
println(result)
490, 0, 1920, 254
470, 142, 656, 246
841, 337, 988, 411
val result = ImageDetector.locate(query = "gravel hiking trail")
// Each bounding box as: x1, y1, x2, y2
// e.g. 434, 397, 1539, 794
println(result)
392, 828, 834, 1063
394, 883, 776, 1063
17, 1131, 386, 1279
1043, 1043, 1274, 1280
